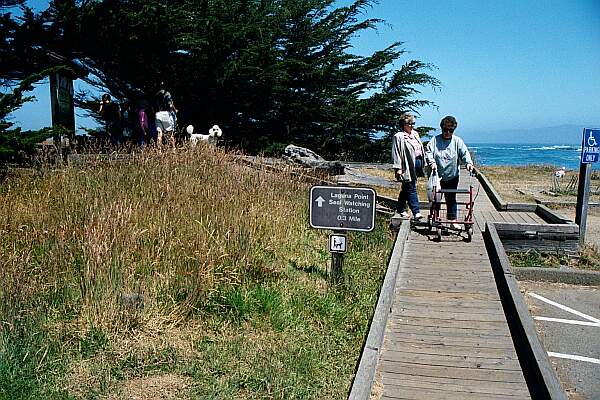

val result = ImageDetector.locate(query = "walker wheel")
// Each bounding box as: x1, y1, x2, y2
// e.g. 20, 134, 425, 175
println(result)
436, 227, 442, 241
466, 227, 473, 242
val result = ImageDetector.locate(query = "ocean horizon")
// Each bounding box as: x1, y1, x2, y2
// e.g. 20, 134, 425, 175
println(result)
469, 143, 597, 171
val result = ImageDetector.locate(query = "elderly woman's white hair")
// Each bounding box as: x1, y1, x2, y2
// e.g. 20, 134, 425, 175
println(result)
400, 113, 415, 128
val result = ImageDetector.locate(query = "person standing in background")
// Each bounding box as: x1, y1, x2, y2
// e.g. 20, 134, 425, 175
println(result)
120, 99, 133, 143
98, 93, 121, 146
134, 100, 151, 146
155, 81, 177, 127
392, 113, 426, 221
425, 115, 474, 230
154, 82, 178, 147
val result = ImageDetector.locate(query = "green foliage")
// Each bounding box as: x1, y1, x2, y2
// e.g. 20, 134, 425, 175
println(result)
416, 125, 436, 140
206, 285, 285, 325
3, 0, 439, 161
78, 326, 109, 358
0, 317, 71, 400
508, 250, 550, 268
578, 244, 600, 271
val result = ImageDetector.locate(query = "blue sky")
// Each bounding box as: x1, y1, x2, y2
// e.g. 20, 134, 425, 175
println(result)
8, 0, 600, 142
337, 0, 600, 136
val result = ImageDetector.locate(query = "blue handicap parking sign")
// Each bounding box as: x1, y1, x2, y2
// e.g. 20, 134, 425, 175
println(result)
581, 128, 600, 164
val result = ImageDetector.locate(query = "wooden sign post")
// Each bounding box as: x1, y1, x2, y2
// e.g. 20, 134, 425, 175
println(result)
309, 185, 376, 282
49, 71, 75, 164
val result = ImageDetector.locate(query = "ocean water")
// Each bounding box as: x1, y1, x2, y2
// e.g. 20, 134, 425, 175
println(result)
469, 144, 597, 171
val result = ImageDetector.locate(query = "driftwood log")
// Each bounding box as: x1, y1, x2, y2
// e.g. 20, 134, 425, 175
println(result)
282, 145, 344, 176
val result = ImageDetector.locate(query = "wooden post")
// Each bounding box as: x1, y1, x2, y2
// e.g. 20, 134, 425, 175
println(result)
330, 229, 344, 283
49, 71, 75, 164
575, 161, 591, 245
330, 251, 343, 283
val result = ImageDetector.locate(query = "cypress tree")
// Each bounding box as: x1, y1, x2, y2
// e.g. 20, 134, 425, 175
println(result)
2, 0, 440, 161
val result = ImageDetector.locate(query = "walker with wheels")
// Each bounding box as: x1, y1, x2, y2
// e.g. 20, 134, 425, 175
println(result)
428, 172, 475, 242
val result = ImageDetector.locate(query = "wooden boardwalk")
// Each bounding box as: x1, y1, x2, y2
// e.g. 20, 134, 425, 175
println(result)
373, 170, 539, 399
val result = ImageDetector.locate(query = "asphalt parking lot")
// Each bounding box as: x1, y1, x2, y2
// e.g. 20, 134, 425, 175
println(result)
519, 281, 599, 400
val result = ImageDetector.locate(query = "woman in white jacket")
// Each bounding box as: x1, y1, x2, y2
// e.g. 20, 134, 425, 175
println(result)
392, 113, 426, 220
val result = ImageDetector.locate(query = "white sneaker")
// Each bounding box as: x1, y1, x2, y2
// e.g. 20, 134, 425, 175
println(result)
451, 223, 462, 230
399, 211, 409, 219
413, 213, 423, 221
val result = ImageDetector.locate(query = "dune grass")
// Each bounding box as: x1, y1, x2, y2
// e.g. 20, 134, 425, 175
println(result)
0, 146, 393, 399
508, 245, 600, 272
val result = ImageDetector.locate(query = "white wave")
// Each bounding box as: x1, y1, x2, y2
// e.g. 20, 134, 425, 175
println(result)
527, 145, 577, 150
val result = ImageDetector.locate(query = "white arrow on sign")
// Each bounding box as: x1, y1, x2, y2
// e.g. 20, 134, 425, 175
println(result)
315, 196, 325, 207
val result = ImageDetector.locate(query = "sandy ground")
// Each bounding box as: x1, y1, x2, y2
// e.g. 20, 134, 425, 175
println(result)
478, 165, 600, 250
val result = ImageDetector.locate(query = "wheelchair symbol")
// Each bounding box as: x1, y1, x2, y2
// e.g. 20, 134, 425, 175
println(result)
588, 132, 597, 147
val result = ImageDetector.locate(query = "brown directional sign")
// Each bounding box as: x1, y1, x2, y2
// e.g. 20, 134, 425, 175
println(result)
309, 186, 376, 232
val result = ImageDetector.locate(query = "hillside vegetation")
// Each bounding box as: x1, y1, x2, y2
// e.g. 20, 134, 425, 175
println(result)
0, 146, 392, 399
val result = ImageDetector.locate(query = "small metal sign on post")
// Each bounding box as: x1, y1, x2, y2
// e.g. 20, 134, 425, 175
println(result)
329, 232, 347, 282
329, 234, 347, 253
576, 128, 599, 244
309, 185, 376, 281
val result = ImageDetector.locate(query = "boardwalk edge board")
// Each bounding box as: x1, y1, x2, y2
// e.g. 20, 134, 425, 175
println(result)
484, 222, 567, 400
348, 220, 410, 400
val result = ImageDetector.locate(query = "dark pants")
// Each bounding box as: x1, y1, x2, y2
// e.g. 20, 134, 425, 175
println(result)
441, 175, 460, 220
107, 122, 122, 146
397, 158, 422, 215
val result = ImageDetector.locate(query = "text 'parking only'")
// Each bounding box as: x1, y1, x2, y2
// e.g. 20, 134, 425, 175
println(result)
581, 128, 600, 163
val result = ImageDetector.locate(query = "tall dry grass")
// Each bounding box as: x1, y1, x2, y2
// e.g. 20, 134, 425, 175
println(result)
0, 145, 308, 333
1, 146, 394, 399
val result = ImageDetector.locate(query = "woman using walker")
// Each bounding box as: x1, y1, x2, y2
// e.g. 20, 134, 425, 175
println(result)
425, 115, 474, 230
392, 113, 426, 221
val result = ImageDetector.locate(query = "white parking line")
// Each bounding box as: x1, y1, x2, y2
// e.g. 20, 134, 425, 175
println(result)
548, 352, 600, 365
528, 292, 600, 324
533, 316, 600, 327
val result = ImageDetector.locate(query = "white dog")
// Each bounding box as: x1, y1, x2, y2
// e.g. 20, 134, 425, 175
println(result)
188, 124, 223, 146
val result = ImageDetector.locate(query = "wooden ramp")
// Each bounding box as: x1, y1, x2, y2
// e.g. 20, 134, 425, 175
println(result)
372, 170, 535, 399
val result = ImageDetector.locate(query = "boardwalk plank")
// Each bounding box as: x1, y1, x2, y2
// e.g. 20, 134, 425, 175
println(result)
387, 320, 509, 335
396, 295, 502, 306
393, 288, 498, 301
383, 334, 518, 350
395, 309, 508, 322
503, 211, 527, 224
381, 377, 531, 397
382, 342, 517, 359
391, 318, 512, 332
380, 350, 522, 370
380, 361, 527, 382
396, 302, 503, 313
398, 273, 496, 283
382, 393, 526, 400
